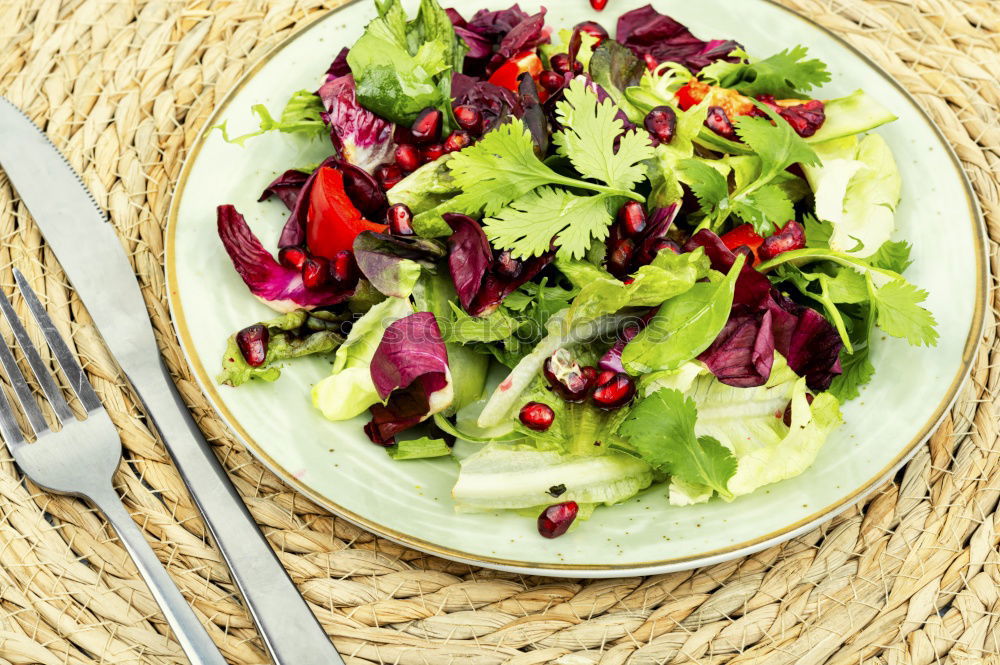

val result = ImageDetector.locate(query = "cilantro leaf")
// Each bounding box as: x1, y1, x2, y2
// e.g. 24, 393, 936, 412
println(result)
553, 78, 655, 190
869, 240, 913, 273
447, 121, 577, 216
829, 343, 875, 402
702, 45, 831, 98
620, 388, 736, 499
804, 212, 831, 248
484, 188, 619, 260
872, 279, 938, 346
735, 111, 820, 177
732, 184, 795, 233
676, 158, 729, 216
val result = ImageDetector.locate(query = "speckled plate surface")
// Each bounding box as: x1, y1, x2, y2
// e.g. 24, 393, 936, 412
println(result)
166, 0, 986, 577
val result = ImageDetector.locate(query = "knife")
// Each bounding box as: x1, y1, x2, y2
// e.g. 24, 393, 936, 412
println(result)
0, 99, 345, 664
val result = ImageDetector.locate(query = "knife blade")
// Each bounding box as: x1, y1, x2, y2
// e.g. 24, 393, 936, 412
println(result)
0, 97, 344, 665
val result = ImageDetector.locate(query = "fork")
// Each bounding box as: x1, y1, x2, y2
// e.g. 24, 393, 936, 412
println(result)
0, 269, 227, 665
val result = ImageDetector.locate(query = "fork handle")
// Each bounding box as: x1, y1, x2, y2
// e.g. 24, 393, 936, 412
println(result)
89, 485, 228, 665
125, 359, 343, 665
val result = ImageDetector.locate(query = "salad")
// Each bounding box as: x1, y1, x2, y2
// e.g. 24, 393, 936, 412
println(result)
214, 0, 937, 538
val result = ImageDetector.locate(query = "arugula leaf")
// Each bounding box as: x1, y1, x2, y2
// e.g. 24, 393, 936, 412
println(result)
620, 388, 737, 500
215, 91, 326, 146
622, 254, 745, 373
701, 46, 831, 98
553, 78, 654, 190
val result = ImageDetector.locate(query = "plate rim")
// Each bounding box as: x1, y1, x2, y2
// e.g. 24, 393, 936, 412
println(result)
164, 0, 988, 577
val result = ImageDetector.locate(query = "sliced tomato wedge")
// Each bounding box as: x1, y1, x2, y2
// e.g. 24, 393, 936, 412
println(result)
488, 50, 544, 92
307, 167, 387, 258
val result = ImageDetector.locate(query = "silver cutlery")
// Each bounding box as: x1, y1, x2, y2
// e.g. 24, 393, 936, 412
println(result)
0, 270, 227, 665
0, 98, 344, 664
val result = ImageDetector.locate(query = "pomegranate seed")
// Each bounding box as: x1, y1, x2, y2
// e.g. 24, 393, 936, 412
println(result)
236, 324, 269, 367
574, 21, 609, 45
386, 203, 415, 236
607, 238, 636, 278
411, 107, 443, 144
444, 130, 472, 153
705, 106, 737, 140
453, 105, 483, 134
649, 238, 681, 255
595, 369, 617, 387
758, 220, 807, 261
494, 250, 523, 279
376, 164, 403, 190
422, 143, 446, 162
543, 350, 589, 402
301, 256, 330, 290
278, 245, 308, 270
394, 143, 422, 172
519, 401, 555, 431
644, 106, 677, 145
618, 201, 647, 237
591, 372, 637, 410
538, 70, 566, 93
538, 501, 578, 538
580, 365, 599, 387
394, 125, 416, 145
589, 0, 608, 11
550, 53, 582, 75
330, 250, 358, 287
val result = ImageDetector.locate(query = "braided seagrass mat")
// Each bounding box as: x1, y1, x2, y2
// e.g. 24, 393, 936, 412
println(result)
0, 0, 998, 663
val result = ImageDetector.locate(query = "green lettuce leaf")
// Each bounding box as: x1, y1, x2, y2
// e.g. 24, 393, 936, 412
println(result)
803, 134, 901, 258
386, 436, 453, 460
311, 297, 413, 421
451, 443, 653, 512
218, 311, 345, 387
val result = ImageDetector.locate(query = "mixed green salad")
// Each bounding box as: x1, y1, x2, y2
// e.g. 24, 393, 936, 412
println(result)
215, 0, 936, 538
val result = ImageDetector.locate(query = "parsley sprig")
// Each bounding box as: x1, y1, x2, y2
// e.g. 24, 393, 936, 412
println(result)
447, 78, 654, 260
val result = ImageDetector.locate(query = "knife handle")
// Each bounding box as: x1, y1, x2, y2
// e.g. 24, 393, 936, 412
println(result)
129, 359, 344, 665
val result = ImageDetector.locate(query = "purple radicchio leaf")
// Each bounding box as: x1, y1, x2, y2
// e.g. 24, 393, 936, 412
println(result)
317, 75, 396, 173
353, 231, 447, 298
452, 73, 523, 133
444, 213, 553, 317
467, 4, 532, 40
259, 169, 309, 211
684, 230, 843, 390
445, 213, 493, 312
517, 73, 548, 153
365, 312, 453, 444
326, 47, 351, 81
217, 205, 352, 312
616, 4, 740, 73
447, 9, 494, 63
698, 306, 776, 387
599, 322, 642, 374
485, 9, 549, 76
683, 229, 771, 307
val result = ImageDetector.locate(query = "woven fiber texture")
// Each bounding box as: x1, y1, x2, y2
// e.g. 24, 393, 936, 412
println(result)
0, 0, 997, 663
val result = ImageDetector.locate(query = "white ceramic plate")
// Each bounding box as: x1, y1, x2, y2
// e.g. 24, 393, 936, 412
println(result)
166, 0, 986, 577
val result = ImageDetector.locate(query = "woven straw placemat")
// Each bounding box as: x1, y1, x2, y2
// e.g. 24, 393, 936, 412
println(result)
0, 1, 997, 663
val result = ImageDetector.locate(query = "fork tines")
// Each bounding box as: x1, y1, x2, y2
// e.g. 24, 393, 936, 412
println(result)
0, 269, 101, 446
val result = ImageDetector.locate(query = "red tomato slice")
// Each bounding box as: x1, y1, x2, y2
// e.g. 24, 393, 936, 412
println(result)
307, 167, 386, 258
488, 51, 544, 92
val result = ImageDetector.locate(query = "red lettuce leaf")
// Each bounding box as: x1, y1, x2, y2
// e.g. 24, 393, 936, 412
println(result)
616, 5, 739, 72
370, 312, 451, 401
326, 47, 351, 81
699, 307, 776, 387
684, 229, 771, 307
217, 205, 351, 311
365, 388, 432, 446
